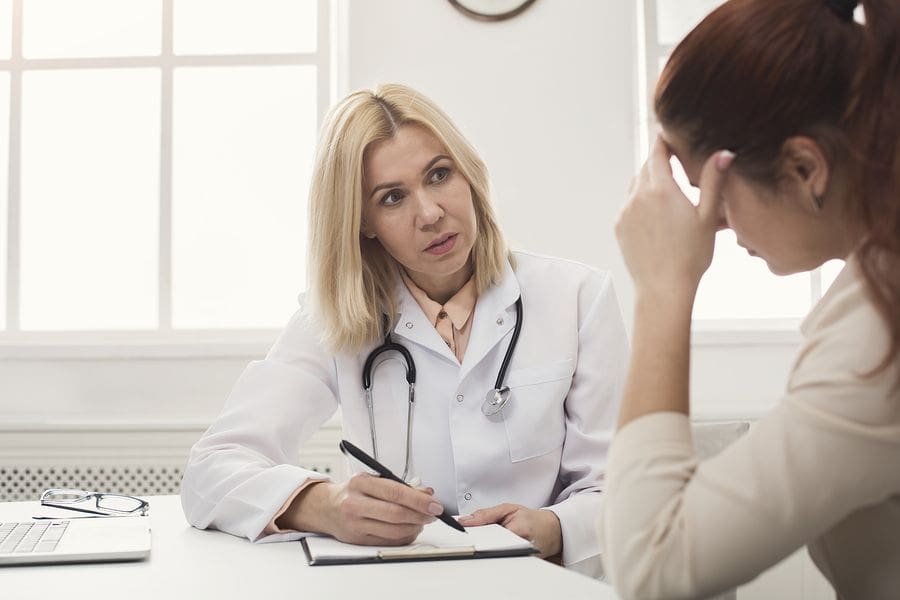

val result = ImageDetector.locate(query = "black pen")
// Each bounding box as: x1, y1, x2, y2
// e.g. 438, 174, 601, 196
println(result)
339, 439, 467, 534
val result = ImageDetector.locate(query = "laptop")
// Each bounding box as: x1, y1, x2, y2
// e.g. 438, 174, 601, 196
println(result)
0, 516, 151, 566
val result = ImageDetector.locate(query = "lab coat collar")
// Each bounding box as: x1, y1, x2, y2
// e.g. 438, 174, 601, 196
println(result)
458, 260, 520, 382
392, 276, 459, 364
390, 259, 520, 376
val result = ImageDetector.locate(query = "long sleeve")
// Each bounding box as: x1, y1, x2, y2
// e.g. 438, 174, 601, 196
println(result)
601, 264, 900, 599
546, 271, 628, 577
180, 310, 339, 543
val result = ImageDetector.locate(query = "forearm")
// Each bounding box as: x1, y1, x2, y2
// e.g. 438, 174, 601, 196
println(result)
275, 480, 336, 534
618, 288, 694, 428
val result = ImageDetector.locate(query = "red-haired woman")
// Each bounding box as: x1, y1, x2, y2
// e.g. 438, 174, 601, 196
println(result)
605, 0, 900, 598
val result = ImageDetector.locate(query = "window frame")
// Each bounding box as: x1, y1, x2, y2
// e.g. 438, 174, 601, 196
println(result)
0, 0, 334, 359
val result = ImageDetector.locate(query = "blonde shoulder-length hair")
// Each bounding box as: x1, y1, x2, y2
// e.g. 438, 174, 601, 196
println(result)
307, 83, 510, 353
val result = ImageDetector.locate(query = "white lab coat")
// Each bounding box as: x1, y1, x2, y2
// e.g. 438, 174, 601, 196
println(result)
181, 250, 628, 576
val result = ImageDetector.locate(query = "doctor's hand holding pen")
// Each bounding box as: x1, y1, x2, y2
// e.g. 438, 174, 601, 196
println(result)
273, 475, 444, 546
459, 503, 562, 559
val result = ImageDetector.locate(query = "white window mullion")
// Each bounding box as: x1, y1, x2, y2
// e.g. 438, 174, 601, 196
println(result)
158, 0, 174, 331
330, 0, 349, 102
5, 0, 22, 332
640, 0, 675, 160
642, 0, 661, 100
316, 0, 330, 132
640, 0, 658, 161
810, 267, 822, 305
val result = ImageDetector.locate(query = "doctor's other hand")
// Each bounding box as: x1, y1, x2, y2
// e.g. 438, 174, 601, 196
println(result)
615, 135, 734, 298
458, 503, 562, 559
279, 474, 441, 545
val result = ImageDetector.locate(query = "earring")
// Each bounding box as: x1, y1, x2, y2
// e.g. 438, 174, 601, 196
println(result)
812, 193, 824, 212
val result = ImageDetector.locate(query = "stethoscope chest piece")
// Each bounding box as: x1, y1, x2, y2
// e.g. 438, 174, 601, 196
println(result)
481, 386, 511, 416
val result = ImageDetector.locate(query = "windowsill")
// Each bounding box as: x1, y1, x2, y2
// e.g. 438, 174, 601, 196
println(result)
691, 319, 803, 347
0, 320, 807, 359
0, 412, 343, 432
0, 330, 281, 360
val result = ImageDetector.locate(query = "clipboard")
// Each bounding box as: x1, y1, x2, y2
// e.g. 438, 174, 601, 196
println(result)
301, 521, 537, 566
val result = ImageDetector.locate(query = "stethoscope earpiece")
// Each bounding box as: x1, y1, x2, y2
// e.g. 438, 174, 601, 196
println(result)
481, 386, 511, 416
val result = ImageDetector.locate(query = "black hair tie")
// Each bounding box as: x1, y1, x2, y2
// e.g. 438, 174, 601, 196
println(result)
825, 0, 857, 21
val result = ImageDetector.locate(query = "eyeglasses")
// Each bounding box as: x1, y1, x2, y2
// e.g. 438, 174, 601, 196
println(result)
40, 488, 149, 517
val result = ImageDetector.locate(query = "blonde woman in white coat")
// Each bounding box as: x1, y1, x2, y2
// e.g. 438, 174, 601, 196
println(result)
181, 84, 627, 576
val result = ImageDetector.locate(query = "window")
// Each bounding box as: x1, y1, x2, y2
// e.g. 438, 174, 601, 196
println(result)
1, 0, 328, 342
639, 0, 844, 326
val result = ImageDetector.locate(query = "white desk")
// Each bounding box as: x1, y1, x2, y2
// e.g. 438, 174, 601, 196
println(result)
1, 495, 620, 600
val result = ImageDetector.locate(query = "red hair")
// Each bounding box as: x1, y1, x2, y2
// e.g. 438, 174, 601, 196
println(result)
656, 0, 900, 370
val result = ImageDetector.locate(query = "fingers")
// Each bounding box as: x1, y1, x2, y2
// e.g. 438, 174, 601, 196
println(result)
357, 518, 423, 544
408, 478, 435, 496
697, 149, 735, 229
457, 503, 518, 527
341, 494, 436, 526
335, 519, 423, 546
349, 474, 443, 520
331, 474, 441, 545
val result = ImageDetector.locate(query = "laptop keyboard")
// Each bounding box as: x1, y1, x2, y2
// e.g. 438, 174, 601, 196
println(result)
0, 521, 69, 554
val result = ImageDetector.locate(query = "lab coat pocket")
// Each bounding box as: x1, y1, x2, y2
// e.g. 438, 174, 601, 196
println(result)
502, 359, 574, 463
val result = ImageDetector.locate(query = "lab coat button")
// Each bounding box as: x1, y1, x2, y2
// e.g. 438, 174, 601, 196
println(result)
405, 321, 413, 329
496, 317, 504, 326
464, 492, 472, 501
456, 394, 464, 403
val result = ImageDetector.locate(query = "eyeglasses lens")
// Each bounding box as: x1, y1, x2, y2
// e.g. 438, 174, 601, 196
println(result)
43, 491, 87, 503
96, 495, 144, 513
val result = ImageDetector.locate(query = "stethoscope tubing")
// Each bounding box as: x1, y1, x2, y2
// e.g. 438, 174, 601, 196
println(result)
362, 339, 415, 388
361, 297, 523, 480
495, 297, 523, 391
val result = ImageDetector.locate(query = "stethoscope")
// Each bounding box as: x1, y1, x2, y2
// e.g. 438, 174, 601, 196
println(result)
361, 297, 523, 481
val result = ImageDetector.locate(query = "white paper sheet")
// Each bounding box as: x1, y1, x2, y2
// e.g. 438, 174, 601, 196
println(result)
304, 522, 534, 561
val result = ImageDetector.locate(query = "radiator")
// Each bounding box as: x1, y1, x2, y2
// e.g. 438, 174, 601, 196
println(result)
0, 464, 185, 501
0, 422, 346, 502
